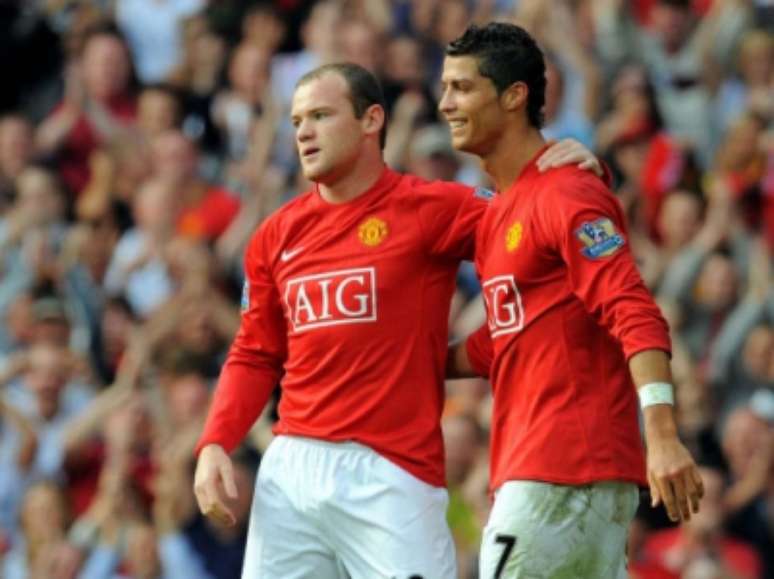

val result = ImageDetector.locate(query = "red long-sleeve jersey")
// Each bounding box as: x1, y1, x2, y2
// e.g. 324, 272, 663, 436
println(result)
196, 167, 487, 487
466, 152, 671, 492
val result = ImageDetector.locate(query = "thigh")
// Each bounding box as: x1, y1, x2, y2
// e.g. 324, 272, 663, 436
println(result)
324, 448, 457, 579
479, 481, 638, 579
241, 440, 344, 579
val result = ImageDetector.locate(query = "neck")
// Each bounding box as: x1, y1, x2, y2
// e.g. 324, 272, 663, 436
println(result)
318, 151, 386, 204
481, 124, 545, 192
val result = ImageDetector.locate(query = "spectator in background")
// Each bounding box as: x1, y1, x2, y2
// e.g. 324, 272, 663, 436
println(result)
102, 178, 177, 318
636, 465, 762, 579
0, 115, 36, 213
0, 167, 68, 315
713, 28, 773, 140
36, 24, 137, 197
2, 481, 74, 579
720, 405, 774, 577
115, 0, 206, 84
168, 14, 227, 150
240, 3, 287, 55
151, 131, 241, 243
592, 0, 752, 165
2, 343, 93, 480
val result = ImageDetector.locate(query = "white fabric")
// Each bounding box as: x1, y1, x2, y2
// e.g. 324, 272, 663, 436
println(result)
480, 480, 638, 579
116, 0, 205, 82
242, 435, 455, 579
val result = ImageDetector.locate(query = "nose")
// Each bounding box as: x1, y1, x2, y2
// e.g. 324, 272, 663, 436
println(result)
296, 118, 314, 142
438, 88, 455, 116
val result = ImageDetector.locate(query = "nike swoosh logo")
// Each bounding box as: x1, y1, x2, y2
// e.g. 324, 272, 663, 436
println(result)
280, 247, 304, 262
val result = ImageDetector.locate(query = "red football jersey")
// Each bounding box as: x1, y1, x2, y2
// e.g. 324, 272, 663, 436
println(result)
466, 151, 671, 492
197, 167, 487, 486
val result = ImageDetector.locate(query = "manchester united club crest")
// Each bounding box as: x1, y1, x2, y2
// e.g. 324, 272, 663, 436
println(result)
506, 222, 523, 252
358, 217, 388, 247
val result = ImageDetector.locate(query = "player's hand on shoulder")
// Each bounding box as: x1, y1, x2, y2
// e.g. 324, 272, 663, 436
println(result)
536, 138, 603, 177
646, 437, 704, 523
194, 444, 239, 527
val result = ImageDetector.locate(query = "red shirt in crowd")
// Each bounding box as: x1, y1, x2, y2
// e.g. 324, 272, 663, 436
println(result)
177, 185, 241, 241
51, 95, 137, 195
466, 148, 671, 492
196, 167, 486, 487
640, 527, 762, 579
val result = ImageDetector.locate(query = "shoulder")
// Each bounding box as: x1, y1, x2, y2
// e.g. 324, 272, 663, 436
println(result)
535, 166, 621, 216
247, 191, 314, 250
402, 173, 476, 197
397, 173, 486, 213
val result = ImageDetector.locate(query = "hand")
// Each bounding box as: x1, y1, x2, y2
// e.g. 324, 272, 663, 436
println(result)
194, 444, 238, 526
647, 436, 704, 522
536, 139, 603, 177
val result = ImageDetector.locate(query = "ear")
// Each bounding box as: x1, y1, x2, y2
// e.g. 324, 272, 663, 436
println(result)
362, 104, 385, 139
501, 82, 528, 113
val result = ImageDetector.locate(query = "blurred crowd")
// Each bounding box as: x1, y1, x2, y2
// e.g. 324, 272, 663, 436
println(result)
0, 0, 771, 578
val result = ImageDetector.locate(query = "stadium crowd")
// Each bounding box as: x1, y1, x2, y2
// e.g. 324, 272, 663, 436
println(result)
0, 0, 771, 577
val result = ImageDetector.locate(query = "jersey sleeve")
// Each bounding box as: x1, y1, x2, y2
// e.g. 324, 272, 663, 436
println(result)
414, 181, 489, 261
195, 224, 287, 455
538, 173, 671, 360
464, 323, 493, 378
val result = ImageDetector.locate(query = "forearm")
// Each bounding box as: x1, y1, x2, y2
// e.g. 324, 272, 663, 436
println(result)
445, 340, 478, 379
629, 349, 679, 440
196, 355, 281, 454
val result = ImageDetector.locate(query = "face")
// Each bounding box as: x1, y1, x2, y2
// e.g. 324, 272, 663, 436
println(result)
138, 90, 179, 138
151, 132, 198, 182
0, 116, 33, 176
439, 55, 504, 157
291, 73, 374, 184
82, 34, 130, 101
25, 345, 69, 418
384, 37, 423, 84
722, 409, 769, 479
16, 168, 64, 226
230, 44, 271, 103
338, 22, 380, 73
658, 190, 702, 248
651, 3, 691, 53
166, 373, 210, 426
696, 254, 738, 312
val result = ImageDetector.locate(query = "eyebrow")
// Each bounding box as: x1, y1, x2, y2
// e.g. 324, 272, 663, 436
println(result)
291, 106, 335, 120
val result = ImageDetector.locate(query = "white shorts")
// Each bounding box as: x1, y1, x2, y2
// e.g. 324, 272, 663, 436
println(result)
480, 480, 639, 579
242, 435, 456, 579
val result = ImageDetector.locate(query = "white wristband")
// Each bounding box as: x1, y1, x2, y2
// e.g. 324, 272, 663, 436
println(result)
638, 382, 674, 408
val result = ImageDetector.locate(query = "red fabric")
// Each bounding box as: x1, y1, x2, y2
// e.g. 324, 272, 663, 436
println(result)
64, 440, 156, 516
466, 148, 671, 492
641, 133, 684, 241
197, 168, 487, 486
177, 185, 241, 241
50, 95, 137, 195
643, 528, 762, 579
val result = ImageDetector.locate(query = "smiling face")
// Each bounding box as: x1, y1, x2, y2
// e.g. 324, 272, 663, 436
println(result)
291, 73, 373, 185
439, 55, 505, 157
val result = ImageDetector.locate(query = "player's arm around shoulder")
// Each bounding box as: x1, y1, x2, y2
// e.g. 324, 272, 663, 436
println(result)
409, 177, 489, 261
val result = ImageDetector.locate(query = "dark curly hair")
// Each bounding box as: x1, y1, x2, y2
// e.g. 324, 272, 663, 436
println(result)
446, 22, 546, 129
